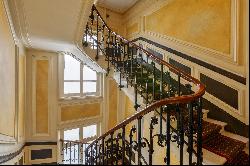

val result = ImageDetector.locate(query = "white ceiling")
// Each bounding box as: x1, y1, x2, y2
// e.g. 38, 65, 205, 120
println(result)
6, 0, 105, 72
7, 0, 93, 52
97, 0, 138, 13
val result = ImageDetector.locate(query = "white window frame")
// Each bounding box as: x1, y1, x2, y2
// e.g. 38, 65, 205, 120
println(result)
62, 123, 100, 142
58, 54, 101, 98
61, 123, 100, 164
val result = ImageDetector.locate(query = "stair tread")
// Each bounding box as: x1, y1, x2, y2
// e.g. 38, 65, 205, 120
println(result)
202, 121, 223, 140
203, 134, 246, 162
200, 148, 227, 165
204, 118, 227, 128
224, 150, 249, 165
221, 131, 249, 144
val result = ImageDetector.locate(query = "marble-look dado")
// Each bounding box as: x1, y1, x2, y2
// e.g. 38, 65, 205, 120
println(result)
36, 60, 49, 134
61, 103, 101, 121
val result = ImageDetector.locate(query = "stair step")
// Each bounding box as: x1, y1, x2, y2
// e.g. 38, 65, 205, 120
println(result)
202, 121, 222, 141
224, 150, 249, 165
200, 148, 227, 165
221, 131, 249, 145
204, 118, 227, 131
203, 134, 246, 163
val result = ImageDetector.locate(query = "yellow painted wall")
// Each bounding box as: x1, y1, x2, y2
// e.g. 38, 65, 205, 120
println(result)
125, 96, 135, 118
61, 103, 100, 121
124, 96, 136, 137
0, 1, 26, 143
145, 0, 231, 54
126, 22, 139, 37
0, 1, 17, 137
108, 79, 118, 129
122, 0, 248, 77
36, 60, 49, 133
96, 5, 125, 36
18, 55, 26, 141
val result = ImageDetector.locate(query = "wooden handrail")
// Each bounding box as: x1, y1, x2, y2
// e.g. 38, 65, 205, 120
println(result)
86, 5, 206, 150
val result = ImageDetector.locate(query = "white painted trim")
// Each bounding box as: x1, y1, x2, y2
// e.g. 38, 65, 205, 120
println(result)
246, 0, 249, 125
139, 38, 248, 124
58, 53, 101, 98
101, 73, 108, 133
6, 0, 32, 48
197, 67, 247, 123
59, 117, 101, 132
25, 145, 57, 165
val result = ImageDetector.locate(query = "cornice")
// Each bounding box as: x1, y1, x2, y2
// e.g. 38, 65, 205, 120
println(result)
5, 0, 32, 48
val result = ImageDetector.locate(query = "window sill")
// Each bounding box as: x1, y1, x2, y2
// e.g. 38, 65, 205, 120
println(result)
58, 96, 103, 106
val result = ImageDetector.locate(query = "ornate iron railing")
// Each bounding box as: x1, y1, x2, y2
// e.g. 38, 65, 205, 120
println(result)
80, 5, 205, 165
60, 139, 89, 164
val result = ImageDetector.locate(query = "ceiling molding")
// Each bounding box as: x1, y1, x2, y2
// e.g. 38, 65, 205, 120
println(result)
6, 0, 32, 48
7, 0, 93, 52
2, 0, 18, 45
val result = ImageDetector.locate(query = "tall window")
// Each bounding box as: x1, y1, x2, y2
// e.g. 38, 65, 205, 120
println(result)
62, 124, 98, 164
63, 54, 98, 97
63, 124, 98, 142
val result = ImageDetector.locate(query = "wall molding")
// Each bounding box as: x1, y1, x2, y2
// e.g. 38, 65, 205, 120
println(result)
5, 0, 32, 48
26, 50, 58, 142
142, 0, 240, 65
31, 55, 51, 137
25, 144, 57, 165
126, 0, 245, 77
134, 37, 246, 85
0, 142, 57, 165
136, 38, 248, 124
198, 69, 246, 123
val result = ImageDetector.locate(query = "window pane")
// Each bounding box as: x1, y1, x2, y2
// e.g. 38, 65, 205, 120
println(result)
64, 82, 80, 94
63, 128, 80, 164
83, 66, 97, 80
64, 54, 80, 80
83, 82, 96, 93
64, 128, 79, 141
83, 125, 97, 139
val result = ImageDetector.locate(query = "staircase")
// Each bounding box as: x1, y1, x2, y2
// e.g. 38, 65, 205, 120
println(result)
60, 5, 249, 165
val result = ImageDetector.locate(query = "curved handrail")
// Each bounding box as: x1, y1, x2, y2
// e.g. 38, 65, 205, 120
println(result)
86, 5, 205, 150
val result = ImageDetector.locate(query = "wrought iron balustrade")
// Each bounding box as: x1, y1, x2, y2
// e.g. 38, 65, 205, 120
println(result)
60, 139, 89, 165
79, 5, 205, 165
